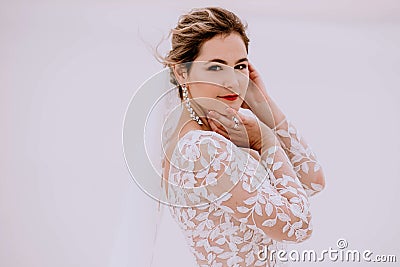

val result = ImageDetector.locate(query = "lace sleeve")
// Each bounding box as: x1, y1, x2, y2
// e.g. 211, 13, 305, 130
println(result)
167, 130, 313, 243
272, 118, 325, 197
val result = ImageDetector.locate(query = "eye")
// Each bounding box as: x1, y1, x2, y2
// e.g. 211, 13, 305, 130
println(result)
235, 64, 248, 70
208, 65, 223, 71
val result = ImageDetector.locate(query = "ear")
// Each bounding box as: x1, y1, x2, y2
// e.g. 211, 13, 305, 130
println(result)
172, 64, 187, 85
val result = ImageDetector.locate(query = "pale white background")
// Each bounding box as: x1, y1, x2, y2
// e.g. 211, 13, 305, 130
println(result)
1, 1, 399, 266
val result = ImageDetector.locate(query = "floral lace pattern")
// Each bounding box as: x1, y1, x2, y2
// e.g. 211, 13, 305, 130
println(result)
273, 119, 324, 197
163, 120, 324, 266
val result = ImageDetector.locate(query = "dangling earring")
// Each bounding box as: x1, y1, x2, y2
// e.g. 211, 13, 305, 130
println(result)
181, 84, 203, 125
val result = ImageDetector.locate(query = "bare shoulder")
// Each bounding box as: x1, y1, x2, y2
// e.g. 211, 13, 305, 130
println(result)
179, 129, 258, 161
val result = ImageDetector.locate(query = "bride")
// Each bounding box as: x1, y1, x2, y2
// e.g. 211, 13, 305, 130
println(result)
159, 7, 325, 266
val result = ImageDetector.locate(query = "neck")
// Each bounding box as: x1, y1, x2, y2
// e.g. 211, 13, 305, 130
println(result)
178, 105, 212, 133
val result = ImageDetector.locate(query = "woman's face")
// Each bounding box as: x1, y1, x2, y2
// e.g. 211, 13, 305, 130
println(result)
185, 32, 249, 113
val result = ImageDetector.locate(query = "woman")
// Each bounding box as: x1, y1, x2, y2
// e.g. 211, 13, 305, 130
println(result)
159, 7, 325, 266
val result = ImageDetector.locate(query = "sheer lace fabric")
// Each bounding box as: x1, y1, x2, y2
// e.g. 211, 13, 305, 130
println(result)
162, 119, 324, 266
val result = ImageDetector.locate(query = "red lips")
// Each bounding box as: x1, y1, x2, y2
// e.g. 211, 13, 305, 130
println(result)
218, 94, 239, 101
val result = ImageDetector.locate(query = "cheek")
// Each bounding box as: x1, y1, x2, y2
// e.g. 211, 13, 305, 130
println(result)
188, 83, 229, 113
238, 71, 250, 91
188, 83, 220, 98
189, 67, 224, 89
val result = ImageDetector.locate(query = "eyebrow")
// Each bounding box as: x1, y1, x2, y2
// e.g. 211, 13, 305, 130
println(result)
207, 58, 248, 65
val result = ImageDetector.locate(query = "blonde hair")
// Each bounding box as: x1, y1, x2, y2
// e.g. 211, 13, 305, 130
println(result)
157, 7, 250, 99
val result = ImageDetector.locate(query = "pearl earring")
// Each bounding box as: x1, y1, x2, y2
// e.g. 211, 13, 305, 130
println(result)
181, 84, 203, 125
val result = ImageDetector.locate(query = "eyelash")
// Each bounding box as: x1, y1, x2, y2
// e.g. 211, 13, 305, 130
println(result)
208, 65, 223, 71
235, 64, 248, 70
208, 64, 248, 71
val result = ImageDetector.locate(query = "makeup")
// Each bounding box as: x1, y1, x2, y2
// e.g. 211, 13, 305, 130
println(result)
218, 94, 239, 101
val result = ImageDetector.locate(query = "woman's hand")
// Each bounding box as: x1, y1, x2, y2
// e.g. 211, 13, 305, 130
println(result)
206, 107, 276, 153
241, 62, 267, 108
241, 62, 275, 128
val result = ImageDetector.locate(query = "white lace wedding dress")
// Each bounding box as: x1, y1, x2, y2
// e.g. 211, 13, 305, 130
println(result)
162, 118, 324, 266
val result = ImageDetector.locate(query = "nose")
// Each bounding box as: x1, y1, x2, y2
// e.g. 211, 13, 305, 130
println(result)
221, 67, 240, 94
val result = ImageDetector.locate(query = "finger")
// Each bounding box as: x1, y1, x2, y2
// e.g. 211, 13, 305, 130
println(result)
248, 61, 255, 71
207, 113, 226, 132
248, 61, 258, 72
236, 112, 250, 125
208, 116, 226, 133
226, 108, 247, 124
208, 118, 229, 139
208, 110, 236, 129
248, 61, 258, 75
208, 117, 219, 132
248, 65, 263, 85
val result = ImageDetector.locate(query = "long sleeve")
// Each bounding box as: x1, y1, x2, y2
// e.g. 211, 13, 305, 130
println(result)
167, 130, 313, 244
272, 118, 325, 197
